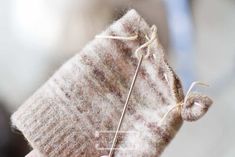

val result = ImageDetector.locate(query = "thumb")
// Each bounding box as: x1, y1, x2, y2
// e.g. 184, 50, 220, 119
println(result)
25, 150, 41, 157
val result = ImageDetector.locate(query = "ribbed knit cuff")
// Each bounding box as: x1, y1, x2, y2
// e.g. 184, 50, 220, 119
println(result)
11, 80, 81, 156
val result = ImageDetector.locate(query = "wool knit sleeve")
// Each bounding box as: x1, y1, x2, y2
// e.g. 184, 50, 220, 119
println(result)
11, 9, 212, 157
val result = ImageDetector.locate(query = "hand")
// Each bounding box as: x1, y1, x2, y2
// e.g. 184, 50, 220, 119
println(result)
25, 150, 40, 157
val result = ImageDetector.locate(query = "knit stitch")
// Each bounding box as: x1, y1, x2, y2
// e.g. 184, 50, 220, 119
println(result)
11, 9, 212, 157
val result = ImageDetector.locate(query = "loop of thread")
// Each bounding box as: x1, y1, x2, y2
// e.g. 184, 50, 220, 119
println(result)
96, 25, 158, 60
135, 25, 157, 59
158, 81, 209, 126
96, 27, 210, 156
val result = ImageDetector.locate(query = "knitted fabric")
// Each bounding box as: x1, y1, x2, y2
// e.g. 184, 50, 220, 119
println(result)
11, 9, 212, 157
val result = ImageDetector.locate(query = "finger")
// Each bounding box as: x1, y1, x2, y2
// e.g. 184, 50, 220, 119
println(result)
25, 150, 39, 157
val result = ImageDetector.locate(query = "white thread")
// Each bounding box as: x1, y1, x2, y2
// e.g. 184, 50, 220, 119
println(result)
183, 81, 209, 105
158, 81, 209, 126
194, 102, 204, 108
96, 34, 138, 41
97, 25, 158, 157
164, 73, 169, 85
135, 25, 157, 59
108, 55, 144, 157
96, 25, 158, 60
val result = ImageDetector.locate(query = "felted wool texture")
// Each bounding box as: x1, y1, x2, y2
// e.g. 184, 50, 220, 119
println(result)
11, 9, 212, 157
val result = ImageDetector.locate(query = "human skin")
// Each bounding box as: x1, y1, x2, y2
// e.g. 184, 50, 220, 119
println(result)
25, 150, 40, 157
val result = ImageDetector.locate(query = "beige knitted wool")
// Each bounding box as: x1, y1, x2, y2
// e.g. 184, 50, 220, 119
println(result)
11, 9, 213, 157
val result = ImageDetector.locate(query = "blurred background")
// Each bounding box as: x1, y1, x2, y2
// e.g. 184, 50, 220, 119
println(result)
0, 0, 234, 156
